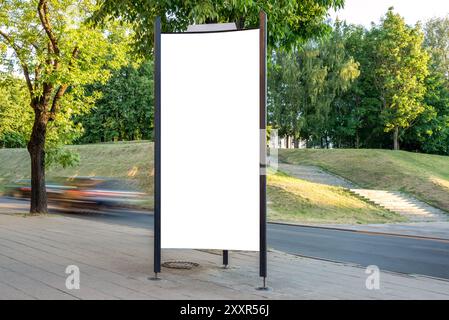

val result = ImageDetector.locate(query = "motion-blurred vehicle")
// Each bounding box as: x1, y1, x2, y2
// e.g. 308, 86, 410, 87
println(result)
59, 177, 147, 211
4, 179, 74, 201
4, 177, 147, 212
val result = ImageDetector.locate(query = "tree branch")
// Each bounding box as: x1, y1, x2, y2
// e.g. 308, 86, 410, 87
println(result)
48, 84, 68, 120
0, 30, 15, 48
22, 64, 34, 95
38, 0, 60, 57
34, 63, 43, 90
48, 47, 80, 120
0, 30, 34, 95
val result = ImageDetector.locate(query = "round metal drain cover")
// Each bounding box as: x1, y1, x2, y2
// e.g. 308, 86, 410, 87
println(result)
162, 261, 199, 270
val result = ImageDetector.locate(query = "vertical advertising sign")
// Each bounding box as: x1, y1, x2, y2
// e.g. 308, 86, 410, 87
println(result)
154, 12, 267, 281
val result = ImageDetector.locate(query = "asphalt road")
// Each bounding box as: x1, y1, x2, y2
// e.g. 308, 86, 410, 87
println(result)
268, 223, 449, 280
2, 197, 449, 280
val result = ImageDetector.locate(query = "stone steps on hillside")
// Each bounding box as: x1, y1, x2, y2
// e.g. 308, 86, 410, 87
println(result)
349, 189, 448, 222
275, 162, 448, 222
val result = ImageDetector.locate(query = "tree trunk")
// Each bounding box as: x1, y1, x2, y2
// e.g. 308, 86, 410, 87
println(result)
294, 138, 299, 149
27, 110, 48, 214
393, 127, 400, 151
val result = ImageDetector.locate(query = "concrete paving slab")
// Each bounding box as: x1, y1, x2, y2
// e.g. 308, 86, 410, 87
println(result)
0, 213, 448, 300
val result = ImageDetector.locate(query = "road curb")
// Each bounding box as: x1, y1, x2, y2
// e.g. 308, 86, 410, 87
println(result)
268, 220, 449, 242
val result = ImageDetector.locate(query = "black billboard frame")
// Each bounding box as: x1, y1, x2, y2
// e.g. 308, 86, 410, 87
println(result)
153, 11, 268, 289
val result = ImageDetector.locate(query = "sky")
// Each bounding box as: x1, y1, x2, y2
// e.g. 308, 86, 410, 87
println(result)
330, 0, 449, 27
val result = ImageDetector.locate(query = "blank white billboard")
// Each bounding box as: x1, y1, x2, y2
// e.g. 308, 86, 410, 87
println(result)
160, 29, 260, 251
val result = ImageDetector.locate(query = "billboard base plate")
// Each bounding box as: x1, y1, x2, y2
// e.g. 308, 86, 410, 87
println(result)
148, 273, 161, 281
256, 286, 271, 291
256, 277, 270, 291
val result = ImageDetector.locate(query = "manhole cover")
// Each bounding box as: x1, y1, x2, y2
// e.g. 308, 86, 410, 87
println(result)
162, 261, 199, 270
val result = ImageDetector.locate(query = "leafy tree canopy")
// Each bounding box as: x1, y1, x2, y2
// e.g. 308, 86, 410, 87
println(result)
372, 8, 429, 140
92, 0, 345, 55
0, 0, 131, 164
0, 0, 132, 212
403, 16, 449, 155
0, 76, 33, 148
268, 21, 360, 147
76, 60, 154, 144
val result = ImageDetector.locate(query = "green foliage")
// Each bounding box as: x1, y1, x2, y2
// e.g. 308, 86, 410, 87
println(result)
45, 147, 80, 169
76, 60, 154, 143
0, 76, 33, 148
93, 0, 345, 54
327, 9, 429, 150
268, 21, 360, 146
424, 17, 449, 76
338, 13, 448, 153
0, 1, 129, 92
0, 0, 131, 167
0, 75, 83, 166
328, 23, 389, 148
402, 17, 449, 155
372, 9, 429, 140
2, 3, 449, 158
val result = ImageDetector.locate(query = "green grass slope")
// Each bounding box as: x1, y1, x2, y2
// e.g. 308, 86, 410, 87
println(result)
279, 148, 449, 213
268, 171, 405, 224
0, 141, 154, 195
0, 142, 403, 224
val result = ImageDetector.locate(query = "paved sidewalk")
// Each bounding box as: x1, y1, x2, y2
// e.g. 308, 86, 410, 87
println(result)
0, 213, 448, 300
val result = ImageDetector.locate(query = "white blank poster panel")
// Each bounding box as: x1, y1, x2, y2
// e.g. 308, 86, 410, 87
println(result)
161, 29, 260, 251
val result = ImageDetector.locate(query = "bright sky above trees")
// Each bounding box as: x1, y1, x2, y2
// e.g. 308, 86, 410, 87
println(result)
330, 0, 449, 27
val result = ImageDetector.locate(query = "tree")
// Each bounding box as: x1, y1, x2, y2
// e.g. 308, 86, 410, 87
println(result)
313, 21, 360, 147
369, 8, 429, 150
76, 60, 154, 143
268, 22, 359, 148
403, 72, 449, 154
402, 17, 449, 155
267, 51, 295, 145
92, 0, 345, 54
0, 0, 129, 213
424, 17, 449, 77
329, 23, 386, 149
279, 45, 329, 146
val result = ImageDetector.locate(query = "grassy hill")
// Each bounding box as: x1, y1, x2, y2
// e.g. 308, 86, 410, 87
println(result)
0, 141, 154, 195
268, 171, 404, 224
279, 148, 449, 213
0, 142, 405, 224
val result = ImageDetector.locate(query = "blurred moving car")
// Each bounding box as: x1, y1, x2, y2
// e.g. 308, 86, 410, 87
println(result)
61, 177, 146, 211
4, 179, 74, 201
4, 177, 147, 212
